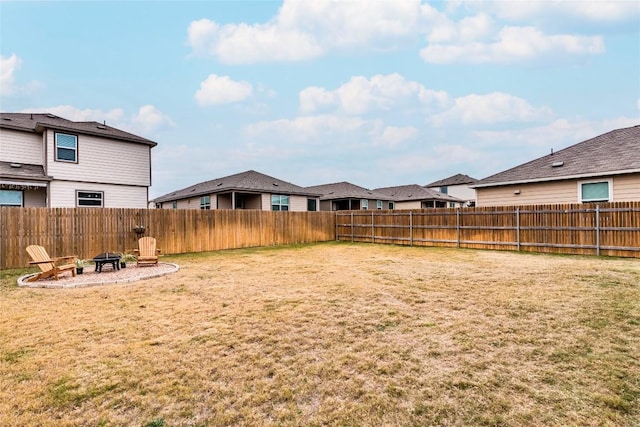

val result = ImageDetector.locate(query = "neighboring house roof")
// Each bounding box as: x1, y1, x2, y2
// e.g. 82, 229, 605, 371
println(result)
0, 161, 52, 182
0, 113, 157, 147
305, 181, 392, 201
473, 125, 640, 188
154, 170, 320, 202
374, 184, 463, 203
426, 173, 478, 187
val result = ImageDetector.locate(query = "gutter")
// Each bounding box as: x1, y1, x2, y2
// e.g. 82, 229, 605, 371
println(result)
471, 168, 640, 189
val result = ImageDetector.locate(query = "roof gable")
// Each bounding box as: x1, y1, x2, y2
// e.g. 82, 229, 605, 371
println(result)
0, 113, 157, 147
374, 184, 462, 202
305, 181, 392, 201
474, 125, 640, 187
154, 170, 319, 202
426, 173, 478, 187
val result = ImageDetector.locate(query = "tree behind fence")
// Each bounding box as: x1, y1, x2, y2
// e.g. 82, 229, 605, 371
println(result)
0, 208, 336, 269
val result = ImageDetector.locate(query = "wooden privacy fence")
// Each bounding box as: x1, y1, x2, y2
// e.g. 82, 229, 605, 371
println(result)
0, 207, 336, 269
336, 202, 640, 258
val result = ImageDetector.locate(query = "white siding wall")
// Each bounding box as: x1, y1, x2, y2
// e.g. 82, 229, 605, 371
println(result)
261, 193, 309, 211
394, 201, 422, 209
448, 184, 476, 202
49, 181, 148, 208
46, 130, 151, 186
613, 174, 640, 201
0, 129, 43, 165
289, 195, 308, 211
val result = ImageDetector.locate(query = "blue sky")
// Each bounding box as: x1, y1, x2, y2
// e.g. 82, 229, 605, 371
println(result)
1, 0, 638, 198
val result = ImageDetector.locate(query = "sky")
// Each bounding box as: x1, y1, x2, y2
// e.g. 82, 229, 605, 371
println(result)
1, 0, 639, 199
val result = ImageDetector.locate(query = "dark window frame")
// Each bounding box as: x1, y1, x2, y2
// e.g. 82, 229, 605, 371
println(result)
76, 190, 104, 207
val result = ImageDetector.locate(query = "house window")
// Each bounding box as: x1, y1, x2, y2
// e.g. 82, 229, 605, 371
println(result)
307, 198, 317, 212
272, 195, 290, 211
388, 202, 395, 210
200, 196, 210, 210
377, 200, 382, 210
440, 186, 448, 194
172, 201, 177, 209
362, 199, 368, 210
580, 180, 611, 203
55, 133, 78, 163
77, 191, 103, 207
0, 190, 23, 206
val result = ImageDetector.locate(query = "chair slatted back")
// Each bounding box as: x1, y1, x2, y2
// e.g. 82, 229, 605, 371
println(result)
138, 237, 157, 257
26, 245, 55, 273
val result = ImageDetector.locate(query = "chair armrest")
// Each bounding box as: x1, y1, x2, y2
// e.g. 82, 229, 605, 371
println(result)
133, 249, 140, 255
157, 249, 161, 254
54, 256, 77, 262
29, 260, 54, 265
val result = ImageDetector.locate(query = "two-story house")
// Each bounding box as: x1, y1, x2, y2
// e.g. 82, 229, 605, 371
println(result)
0, 113, 157, 208
425, 173, 478, 207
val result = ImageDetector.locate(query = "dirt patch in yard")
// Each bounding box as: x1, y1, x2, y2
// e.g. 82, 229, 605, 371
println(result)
1, 242, 639, 426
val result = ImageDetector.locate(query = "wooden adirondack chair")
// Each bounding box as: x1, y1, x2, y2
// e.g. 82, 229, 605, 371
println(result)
26, 245, 77, 282
134, 237, 161, 266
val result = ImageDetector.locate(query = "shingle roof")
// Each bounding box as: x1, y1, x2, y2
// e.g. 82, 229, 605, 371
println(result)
474, 125, 640, 188
374, 184, 463, 202
0, 113, 157, 147
305, 182, 393, 201
425, 173, 478, 187
154, 170, 320, 202
0, 161, 52, 181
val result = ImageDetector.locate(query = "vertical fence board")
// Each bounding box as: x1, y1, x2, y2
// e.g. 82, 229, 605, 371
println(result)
0, 208, 336, 269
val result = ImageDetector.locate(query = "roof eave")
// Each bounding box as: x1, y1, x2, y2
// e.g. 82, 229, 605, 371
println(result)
472, 168, 640, 188
33, 123, 157, 147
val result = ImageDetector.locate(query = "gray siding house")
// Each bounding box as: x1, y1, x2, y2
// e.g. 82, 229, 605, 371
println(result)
305, 182, 395, 211
0, 112, 157, 208
153, 170, 321, 211
472, 125, 640, 206
374, 184, 464, 209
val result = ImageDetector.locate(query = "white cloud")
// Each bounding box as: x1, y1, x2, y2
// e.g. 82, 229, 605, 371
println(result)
1, 53, 44, 96
19, 105, 174, 136
421, 26, 604, 64
131, 105, 176, 134
245, 114, 371, 144
194, 74, 253, 106
431, 92, 553, 126
22, 105, 125, 123
1, 53, 21, 95
187, 0, 437, 64
474, 117, 640, 149
459, 0, 640, 24
299, 73, 449, 115
376, 126, 418, 148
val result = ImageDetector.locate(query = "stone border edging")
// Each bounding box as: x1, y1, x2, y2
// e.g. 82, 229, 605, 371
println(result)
17, 262, 180, 289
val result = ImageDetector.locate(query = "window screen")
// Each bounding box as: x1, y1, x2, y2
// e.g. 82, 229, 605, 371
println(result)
55, 133, 78, 162
581, 182, 609, 202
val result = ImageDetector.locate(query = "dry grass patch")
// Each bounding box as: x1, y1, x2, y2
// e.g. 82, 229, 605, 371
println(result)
1, 242, 639, 426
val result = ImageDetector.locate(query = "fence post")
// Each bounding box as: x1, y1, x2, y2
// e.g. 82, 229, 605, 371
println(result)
410, 211, 413, 246
371, 211, 374, 243
335, 211, 338, 241
456, 209, 461, 248
351, 212, 354, 242
516, 207, 520, 251
595, 205, 600, 256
